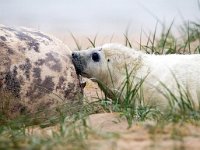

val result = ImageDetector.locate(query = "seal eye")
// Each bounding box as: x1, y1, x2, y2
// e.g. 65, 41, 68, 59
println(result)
92, 52, 100, 62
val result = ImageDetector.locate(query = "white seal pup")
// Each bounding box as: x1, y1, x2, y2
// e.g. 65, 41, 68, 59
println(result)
72, 43, 200, 109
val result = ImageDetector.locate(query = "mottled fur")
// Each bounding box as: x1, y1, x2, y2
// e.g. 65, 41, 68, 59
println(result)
0, 25, 81, 115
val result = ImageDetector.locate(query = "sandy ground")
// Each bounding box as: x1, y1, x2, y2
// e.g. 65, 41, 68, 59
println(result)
84, 81, 200, 150
87, 113, 200, 150
28, 81, 200, 150
29, 112, 200, 150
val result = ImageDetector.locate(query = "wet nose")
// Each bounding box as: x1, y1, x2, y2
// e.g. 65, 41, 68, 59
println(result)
72, 52, 78, 59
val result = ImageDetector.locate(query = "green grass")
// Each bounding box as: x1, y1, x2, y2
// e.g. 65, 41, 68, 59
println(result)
1, 8, 200, 149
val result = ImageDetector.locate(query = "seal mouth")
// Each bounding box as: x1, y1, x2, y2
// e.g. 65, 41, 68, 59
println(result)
71, 52, 93, 89
71, 55, 87, 89
74, 66, 82, 75
72, 61, 87, 77
71, 54, 90, 78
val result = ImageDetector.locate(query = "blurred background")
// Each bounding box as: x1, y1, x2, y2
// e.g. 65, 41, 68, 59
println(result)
0, 0, 199, 48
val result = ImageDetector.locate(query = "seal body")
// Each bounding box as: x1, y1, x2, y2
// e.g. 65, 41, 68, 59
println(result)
72, 43, 200, 109
0, 25, 81, 116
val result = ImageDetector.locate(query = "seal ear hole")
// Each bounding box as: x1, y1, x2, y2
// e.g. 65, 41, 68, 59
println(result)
107, 59, 110, 62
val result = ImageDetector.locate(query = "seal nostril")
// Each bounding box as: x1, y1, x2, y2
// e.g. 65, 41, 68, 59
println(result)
72, 52, 78, 59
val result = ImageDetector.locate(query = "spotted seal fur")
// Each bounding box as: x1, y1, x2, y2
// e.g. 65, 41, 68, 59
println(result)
0, 24, 82, 116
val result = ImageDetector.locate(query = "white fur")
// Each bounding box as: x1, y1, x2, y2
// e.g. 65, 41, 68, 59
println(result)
79, 43, 200, 109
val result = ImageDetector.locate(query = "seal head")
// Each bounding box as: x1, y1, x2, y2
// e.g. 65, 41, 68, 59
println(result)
72, 48, 103, 79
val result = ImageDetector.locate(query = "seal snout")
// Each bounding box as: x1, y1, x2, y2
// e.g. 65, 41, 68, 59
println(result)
72, 52, 79, 59
71, 52, 87, 89
71, 52, 83, 75
71, 52, 79, 65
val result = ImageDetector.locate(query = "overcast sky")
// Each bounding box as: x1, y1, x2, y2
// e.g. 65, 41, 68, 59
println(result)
0, 0, 199, 36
